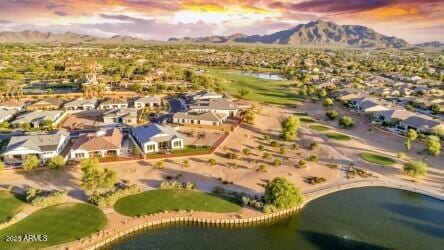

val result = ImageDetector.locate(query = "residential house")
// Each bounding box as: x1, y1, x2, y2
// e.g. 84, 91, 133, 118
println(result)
399, 115, 444, 133
64, 98, 98, 111
99, 98, 128, 110
355, 98, 389, 113
0, 108, 17, 123
186, 91, 223, 102
102, 108, 138, 126
11, 110, 65, 128
373, 109, 414, 126
188, 98, 238, 117
134, 96, 162, 109
70, 128, 123, 160
3, 132, 69, 164
0, 100, 26, 111
27, 98, 64, 111
173, 112, 228, 126
131, 124, 184, 153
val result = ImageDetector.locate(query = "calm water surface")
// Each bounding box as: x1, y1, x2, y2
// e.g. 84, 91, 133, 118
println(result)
109, 187, 444, 250
239, 72, 285, 81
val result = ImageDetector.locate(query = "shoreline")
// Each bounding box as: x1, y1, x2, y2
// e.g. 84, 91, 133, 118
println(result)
46, 180, 444, 250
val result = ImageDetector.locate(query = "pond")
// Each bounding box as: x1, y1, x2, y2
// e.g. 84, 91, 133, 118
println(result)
107, 187, 444, 250
239, 72, 286, 81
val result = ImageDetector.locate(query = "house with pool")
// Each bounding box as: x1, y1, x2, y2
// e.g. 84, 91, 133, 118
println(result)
130, 123, 184, 153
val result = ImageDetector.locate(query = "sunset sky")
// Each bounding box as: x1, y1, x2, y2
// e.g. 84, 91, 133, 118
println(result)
0, 0, 443, 43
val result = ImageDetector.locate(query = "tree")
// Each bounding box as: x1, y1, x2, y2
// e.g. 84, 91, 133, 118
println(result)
244, 109, 255, 124
154, 161, 165, 169
430, 104, 441, 114
325, 110, 338, 120
339, 116, 354, 128
264, 177, 303, 209
317, 89, 327, 98
426, 135, 441, 156
46, 155, 65, 169
281, 116, 301, 141
403, 161, 427, 177
238, 88, 250, 97
42, 119, 54, 130
80, 158, 117, 193
407, 129, 418, 141
322, 98, 333, 107
23, 155, 40, 171
404, 139, 411, 151
130, 82, 144, 93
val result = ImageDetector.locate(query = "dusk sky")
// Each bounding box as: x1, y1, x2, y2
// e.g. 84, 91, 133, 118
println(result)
0, 0, 443, 43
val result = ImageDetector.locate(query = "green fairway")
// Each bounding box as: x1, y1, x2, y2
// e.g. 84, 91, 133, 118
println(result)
208, 69, 304, 105
0, 191, 25, 223
114, 189, 242, 217
0, 203, 106, 250
309, 124, 330, 131
359, 152, 396, 166
325, 132, 351, 141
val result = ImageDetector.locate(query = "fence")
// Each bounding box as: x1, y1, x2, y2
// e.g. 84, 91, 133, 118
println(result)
80, 206, 300, 250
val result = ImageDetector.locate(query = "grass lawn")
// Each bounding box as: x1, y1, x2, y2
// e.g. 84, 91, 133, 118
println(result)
359, 152, 396, 166
0, 203, 106, 250
299, 116, 315, 123
0, 191, 25, 223
325, 132, 351, 141
309, 124, 330, 131
207, 69, 304, 105
148, 145, 211, 158
114, 189, 242, 217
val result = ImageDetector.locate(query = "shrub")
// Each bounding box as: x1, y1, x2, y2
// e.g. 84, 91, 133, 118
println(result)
263, 135, 270, 141
426, 135, 441, 156
339, 116, 354, 128
310, 142, 319, 150
323, 98, 333, 107
154, 161, 165, 169
258, 145, 265, 151
279, 147, 286, 155
325, 110, 338, 120
159, 181, 196, 190
270, 141, 279, 147
263, 152, 271, 159
403, 161, 427, 177
208, 158, 217, 166
258, 164, 268, 173
263, 204, 278, 213
89, 184, 140, 207
243, 148, 251, 155
297, 160, 307, 168
292, 144, 299, 150
397, 152, 406, 159
46, 155, 65, 169
182, 160, 190, 168
308, 155, 318, 162
23, 155, 40, 171
212, 186, 226, 194
25, 188, 67, 207
225, 152, 238, 159
273, 159, 282, 167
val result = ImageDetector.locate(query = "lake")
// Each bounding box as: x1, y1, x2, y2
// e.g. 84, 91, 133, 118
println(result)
107, 187, 444, 250
239, 72, 286, 81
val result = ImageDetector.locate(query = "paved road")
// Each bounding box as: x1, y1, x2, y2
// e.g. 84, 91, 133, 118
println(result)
154, 98, 184, 123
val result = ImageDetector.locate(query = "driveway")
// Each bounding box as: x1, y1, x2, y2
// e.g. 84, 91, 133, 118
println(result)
154, 98, 184, 123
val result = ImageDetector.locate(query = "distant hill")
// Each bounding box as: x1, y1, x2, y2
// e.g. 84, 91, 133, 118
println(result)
169, 20, 411, 48
415, 41, 444, 48
0, 30, 147, 44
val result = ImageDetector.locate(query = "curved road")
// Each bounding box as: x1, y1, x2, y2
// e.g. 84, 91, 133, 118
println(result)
154, 98, 184, 124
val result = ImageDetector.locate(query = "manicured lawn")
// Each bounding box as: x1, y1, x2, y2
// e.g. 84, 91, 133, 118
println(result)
208, 69, 304, 105
0, 203, 107, 250
299, 117, 315, 123
309, 124, 330, 131
0, 191, 25, 223
148, 145, 211, 158
325, 132, 351, 141
114, 189, 242, 217
359, 152, 397, 166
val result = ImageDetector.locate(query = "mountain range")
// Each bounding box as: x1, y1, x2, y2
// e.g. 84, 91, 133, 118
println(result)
0, 20, 441, 49
169, 20, 410, 48
0, 30, 146, 44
